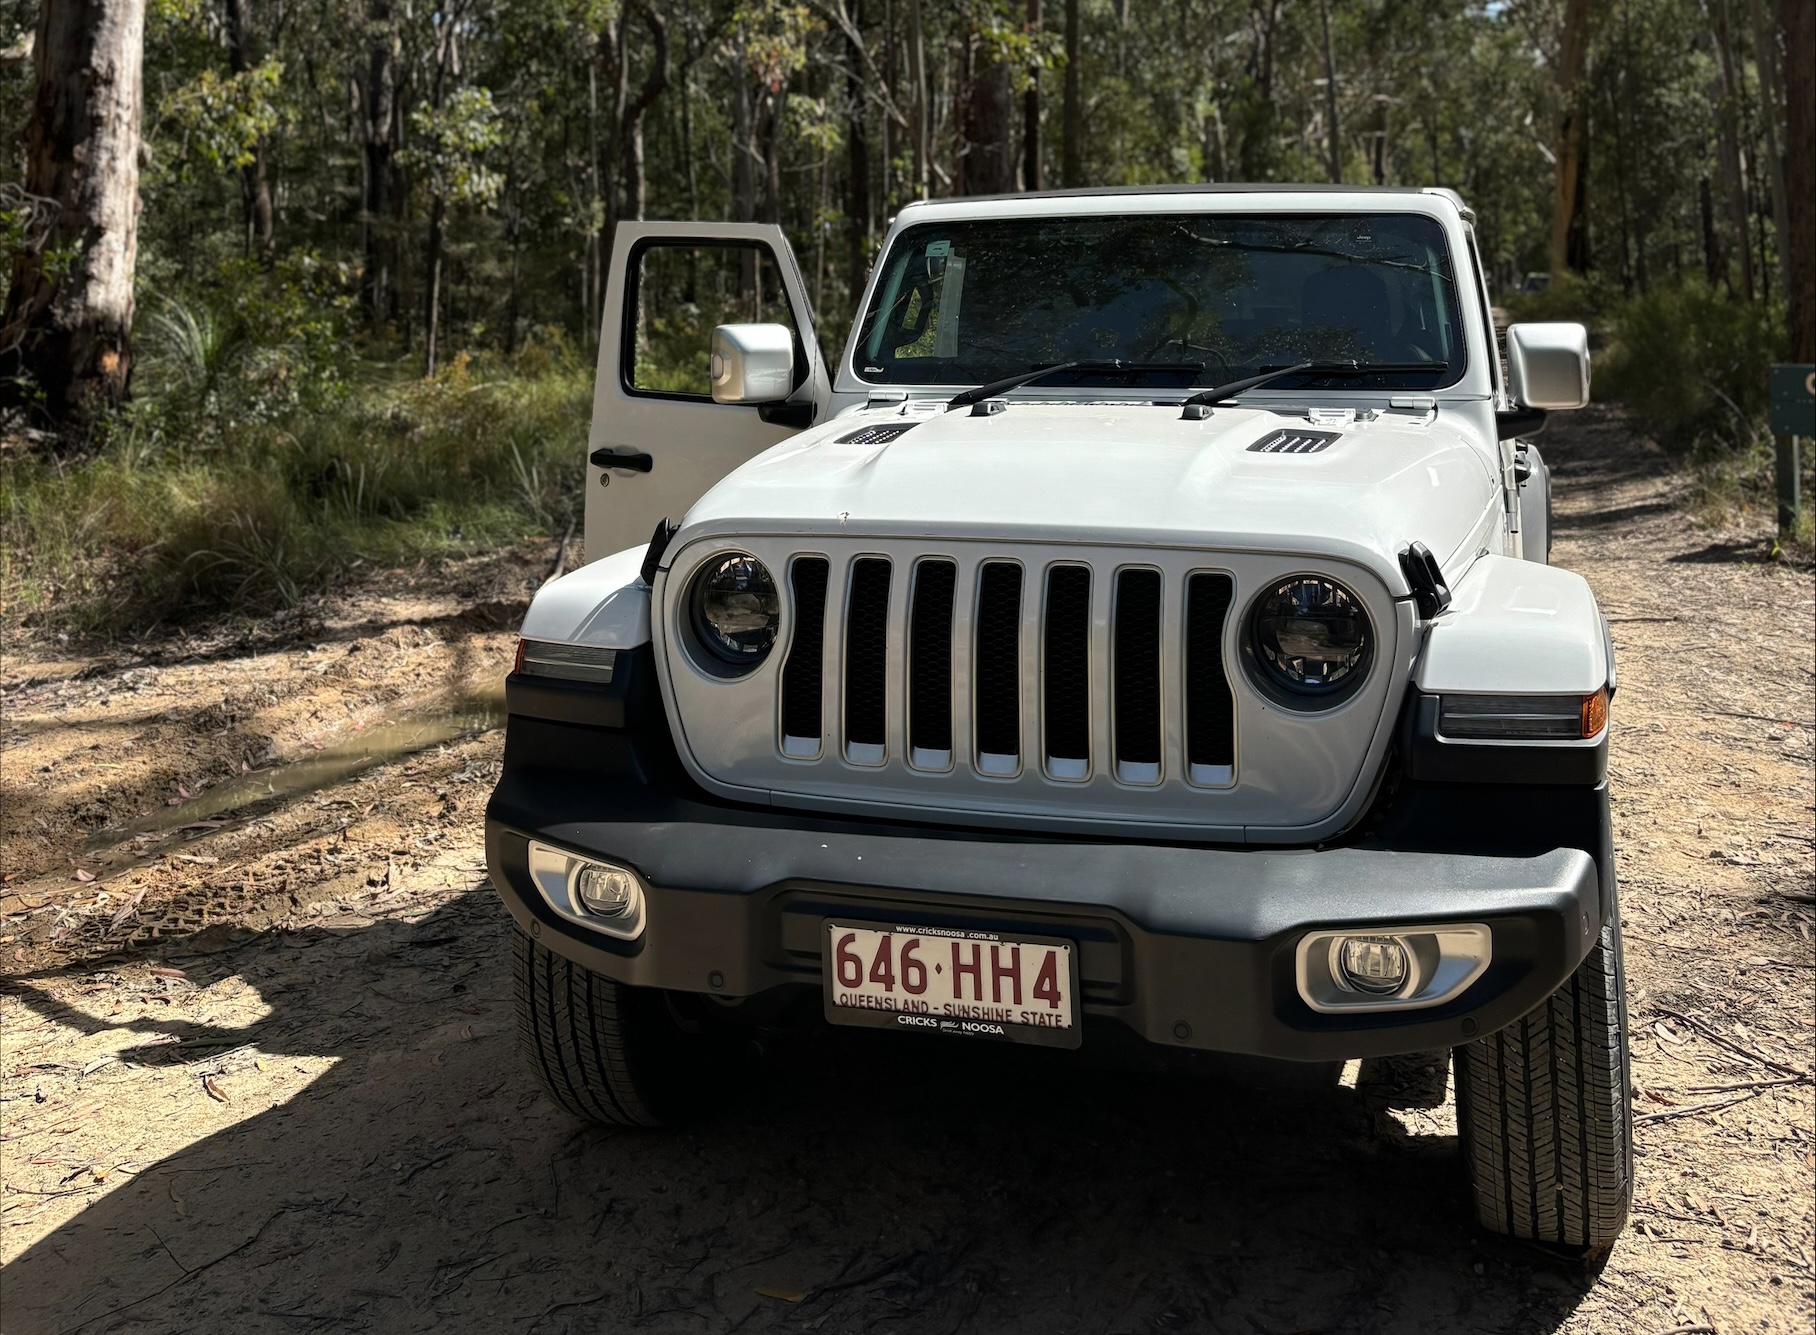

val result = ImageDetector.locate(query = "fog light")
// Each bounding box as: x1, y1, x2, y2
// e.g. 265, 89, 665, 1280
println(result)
576, 863, 637, 917
1334, 935, 1409, 995
1296, 923, 1491, 1013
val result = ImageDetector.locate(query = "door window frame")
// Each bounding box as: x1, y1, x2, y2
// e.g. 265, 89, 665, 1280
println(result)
618, 236, 811, 404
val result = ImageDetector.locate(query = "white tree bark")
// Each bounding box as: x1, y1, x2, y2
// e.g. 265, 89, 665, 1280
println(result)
0, 0, 147, 433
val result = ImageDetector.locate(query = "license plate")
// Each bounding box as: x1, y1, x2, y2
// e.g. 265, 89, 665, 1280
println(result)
822, 921, 1080, 1048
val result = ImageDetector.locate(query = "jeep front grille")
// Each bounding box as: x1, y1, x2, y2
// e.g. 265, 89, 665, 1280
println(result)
842, 558, 892, 762
907, 559, 957, 764
1184, 573, 1238, 785
778, 551, 1235, 785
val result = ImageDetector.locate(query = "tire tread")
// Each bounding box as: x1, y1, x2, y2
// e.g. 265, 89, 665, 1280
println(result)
512, 928, 661, 1127
1455, 919, 1632, 1250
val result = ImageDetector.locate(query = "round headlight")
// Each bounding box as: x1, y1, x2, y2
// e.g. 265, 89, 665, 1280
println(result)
689, 553, 779, 666
1249, 575, 1372, 703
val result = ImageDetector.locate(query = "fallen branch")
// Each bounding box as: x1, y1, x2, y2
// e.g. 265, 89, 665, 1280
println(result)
1681, 1074, 1811, 1095
1634, 1090, 1760, 1124
547, 519, 576, 583
1658, 1008, 1808, 1079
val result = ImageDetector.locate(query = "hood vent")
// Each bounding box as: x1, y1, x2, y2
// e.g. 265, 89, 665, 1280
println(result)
837, 422, 918, 446
1249, 428, 1341, 454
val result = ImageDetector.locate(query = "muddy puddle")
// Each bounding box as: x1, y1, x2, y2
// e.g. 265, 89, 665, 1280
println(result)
82, 689, 505, 873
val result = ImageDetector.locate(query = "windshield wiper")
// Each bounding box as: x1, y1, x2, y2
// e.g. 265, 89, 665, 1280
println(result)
947, 360, 1203, 411
1178, 360, 1448, 409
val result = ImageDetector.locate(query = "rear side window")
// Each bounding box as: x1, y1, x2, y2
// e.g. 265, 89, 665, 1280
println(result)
624, 242, 800, 398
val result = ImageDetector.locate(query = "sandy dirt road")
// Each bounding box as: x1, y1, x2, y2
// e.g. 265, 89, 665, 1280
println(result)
1, 409, 1811, 1335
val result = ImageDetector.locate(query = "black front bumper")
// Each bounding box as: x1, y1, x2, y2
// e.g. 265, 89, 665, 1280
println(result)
486, 678, 1615, 1063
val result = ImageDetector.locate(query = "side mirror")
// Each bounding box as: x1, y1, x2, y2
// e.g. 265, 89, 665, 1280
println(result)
1506, 322, 1590, 410
709, 323, 795, 404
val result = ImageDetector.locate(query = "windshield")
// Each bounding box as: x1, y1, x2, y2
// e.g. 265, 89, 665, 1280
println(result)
854, 213, 1464, 392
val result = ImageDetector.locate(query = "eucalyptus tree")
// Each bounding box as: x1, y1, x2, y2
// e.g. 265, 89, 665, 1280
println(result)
1, 0, 147, 433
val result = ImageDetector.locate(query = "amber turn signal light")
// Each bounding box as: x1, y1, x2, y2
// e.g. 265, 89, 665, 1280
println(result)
1580, 688, 1608, 738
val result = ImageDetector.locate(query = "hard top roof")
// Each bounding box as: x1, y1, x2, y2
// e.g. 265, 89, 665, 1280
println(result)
896, 183, 1474, 222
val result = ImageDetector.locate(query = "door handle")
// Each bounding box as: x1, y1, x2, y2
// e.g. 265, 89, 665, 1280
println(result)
590, 448, 654, 473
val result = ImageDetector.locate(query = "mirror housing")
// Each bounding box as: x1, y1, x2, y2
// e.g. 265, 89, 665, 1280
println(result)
1506, 322, 1591, 410
709, 323, 795, 404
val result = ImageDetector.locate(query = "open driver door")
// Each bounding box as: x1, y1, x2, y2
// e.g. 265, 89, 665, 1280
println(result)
584, 221, 831, 564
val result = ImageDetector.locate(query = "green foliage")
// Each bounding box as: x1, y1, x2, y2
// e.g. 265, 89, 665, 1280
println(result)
1, 343, 591, 632
125, 258, 357, 453
161, 58, 285, 174
729, 2, 822, 91
1597, 280, 1787, 456
404, 88, 505, 208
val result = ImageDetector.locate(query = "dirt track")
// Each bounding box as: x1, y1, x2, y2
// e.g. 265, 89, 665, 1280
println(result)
2, 409, 1812, 1335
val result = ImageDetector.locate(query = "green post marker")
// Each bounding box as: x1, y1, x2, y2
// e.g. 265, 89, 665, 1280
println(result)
1769, 364, 1814, 537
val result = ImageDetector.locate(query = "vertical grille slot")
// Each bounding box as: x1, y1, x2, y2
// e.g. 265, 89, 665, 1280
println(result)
843, 558, 892, 764
1042, 565, 1092, 779
973, 562, 1024, 775
1112, 568, 1163, 783
908, 559, 957, 768
1185, 573, 1236, 785
779, 557, 830, 757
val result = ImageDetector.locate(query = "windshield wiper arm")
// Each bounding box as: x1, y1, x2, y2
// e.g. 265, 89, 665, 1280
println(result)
1179, 360, 1448, 407
946, 360, 1203, 411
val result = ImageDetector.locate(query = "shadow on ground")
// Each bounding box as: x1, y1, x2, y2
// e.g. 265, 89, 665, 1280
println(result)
1, 890, 1597, 1335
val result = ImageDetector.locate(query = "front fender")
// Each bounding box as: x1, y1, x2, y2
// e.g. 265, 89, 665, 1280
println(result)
518, 543, 652, 649
1415, 555, 1609, 696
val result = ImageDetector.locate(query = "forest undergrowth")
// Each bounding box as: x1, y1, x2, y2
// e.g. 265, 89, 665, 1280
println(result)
1, 279, 591, 637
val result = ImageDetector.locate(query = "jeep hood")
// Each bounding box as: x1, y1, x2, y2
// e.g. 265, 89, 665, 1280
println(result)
679, 403, 1499, 590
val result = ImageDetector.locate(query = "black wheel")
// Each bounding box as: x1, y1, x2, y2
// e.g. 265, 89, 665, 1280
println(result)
512, 926, 728, 1127
1454, 915, 1634, 1251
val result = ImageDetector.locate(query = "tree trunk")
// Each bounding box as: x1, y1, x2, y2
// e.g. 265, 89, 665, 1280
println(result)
730, 74, 756, 221
1238, 0, 1282, 180
1784, 0, 1814, 362
360, 0, 396, 327
847, 0, 872, 306
1547, 0, 1591, 280
908, 0, 929, 197
1023, 0, 1042, 190
680, 61, 699, 302
505, 162, 522, 353
1747, 0, 1791, 303
761, 84, 785, 222
0, 0, 146, 434
1710, 0, 1756, 300
423, 194, 445, 376
961, 34, 1014, 194
1061, 0, 1082, 186
1318, 0, 1341, 183
1699, 175, 1722, 285
619, 0, 669, 222
224, 0, 274, 261
681, 62, 699, 224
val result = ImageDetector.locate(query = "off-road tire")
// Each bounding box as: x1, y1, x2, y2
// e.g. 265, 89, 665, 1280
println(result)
1454, 916, 1633, 1251
513, 926, 723, 1127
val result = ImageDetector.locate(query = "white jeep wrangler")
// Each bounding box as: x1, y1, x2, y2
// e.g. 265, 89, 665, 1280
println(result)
487, 186, 1630, 1250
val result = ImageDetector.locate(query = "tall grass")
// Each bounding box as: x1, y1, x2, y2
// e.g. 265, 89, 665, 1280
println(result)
2, 299, 592, 635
